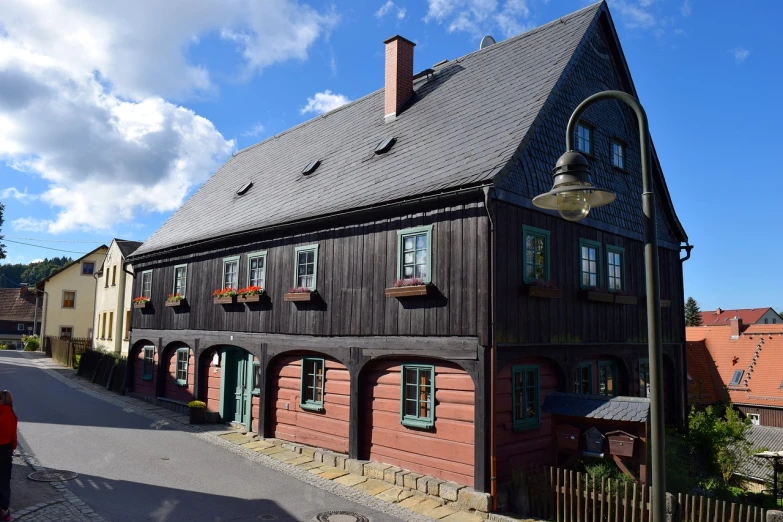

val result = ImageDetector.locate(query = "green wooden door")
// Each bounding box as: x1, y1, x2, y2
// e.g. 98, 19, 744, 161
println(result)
233, 353, 252, 428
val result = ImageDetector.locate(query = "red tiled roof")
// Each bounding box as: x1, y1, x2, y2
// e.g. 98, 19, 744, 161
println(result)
699, 307, 775, 326
0, 288, 39, 322
686, 339, 722, 405
686, 325, 783, 408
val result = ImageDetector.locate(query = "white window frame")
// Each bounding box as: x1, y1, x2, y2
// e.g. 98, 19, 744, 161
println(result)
173, 264, 188, 297
17, 324, 24, 331
293, 244, 319, 290
141, 270, 153, 299
222, 256, 240, 290
749, 413, 760, 426
247, 251, 267, 289
175, 347, 189, 386
576, 122, 593, 155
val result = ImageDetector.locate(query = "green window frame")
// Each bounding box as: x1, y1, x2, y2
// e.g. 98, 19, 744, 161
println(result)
606, 245, 625, 292
175, 347, 189, 386
638, 358, 650, 398
396, 225, 433, 283
522, 225, 550, 283
247, 251, 267, 289
400, 364, 435, 429
293, 244, 319, 290
512, 365, 540, 430
598, 360, 618, 397
252, 360, 261, 396
574, 362, 592, 395
222, 256, 239, 290
579, 238, 602, 288
576, 122, 593, 155
611, 140, 625, 169
141, 270, 153, 299
142, 346, 154, 381
300, 357, 325, 411
173, 264, 187, 297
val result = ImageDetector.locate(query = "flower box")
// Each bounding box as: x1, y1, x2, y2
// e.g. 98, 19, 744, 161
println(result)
607, 430, 636, 458
133, 300, 150, 309
523, 285, 563, 299
165, 299, 186, 307
238, 294, 263, 303
189, 407, 206, 425
581, 290, 615, 303
213, 296, 237, 305
614, 295, 638, 306
284, 292, 312, 302
385, 285, 431, 298
555, 425, 581, 451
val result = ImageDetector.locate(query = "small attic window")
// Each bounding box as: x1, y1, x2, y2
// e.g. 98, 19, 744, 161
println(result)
374, 137, 396, 155
237, 182, 253, 196
729, 370, 744, 386
302, 160, 321, 175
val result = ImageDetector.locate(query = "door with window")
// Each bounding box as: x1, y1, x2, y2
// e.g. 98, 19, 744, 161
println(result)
223, 348, 253, 429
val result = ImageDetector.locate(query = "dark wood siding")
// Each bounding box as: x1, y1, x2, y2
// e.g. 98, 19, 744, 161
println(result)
494, 201, 684, 345
737, 405, 783, 428
132, 203, 489, 343
362, 358, 475, 486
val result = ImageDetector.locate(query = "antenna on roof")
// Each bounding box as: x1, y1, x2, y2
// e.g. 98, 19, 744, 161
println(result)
479, 35, 496, 50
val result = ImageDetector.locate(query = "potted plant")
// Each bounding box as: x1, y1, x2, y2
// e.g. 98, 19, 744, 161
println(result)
165, 293, 186, 307
237, 286, 265, 303
133, 296, 151, 309
384, 277, 432, 298
213, 288, 237, 304
188, 400, 207, 424
521, 279, 562, 298
284, 286, 314, 302
580, 286, 614, 303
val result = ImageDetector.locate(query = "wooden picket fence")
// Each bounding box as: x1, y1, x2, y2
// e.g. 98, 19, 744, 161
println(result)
522, 467, 767, 522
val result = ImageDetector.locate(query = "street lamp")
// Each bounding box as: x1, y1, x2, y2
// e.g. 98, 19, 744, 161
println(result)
533, 90, 666, 522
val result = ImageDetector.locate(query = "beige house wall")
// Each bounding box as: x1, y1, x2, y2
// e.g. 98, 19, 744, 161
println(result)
92, 241, 135, 356
41, 247, 108, 340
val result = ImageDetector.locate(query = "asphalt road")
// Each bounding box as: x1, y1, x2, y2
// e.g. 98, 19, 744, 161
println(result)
0, 351, 407, 522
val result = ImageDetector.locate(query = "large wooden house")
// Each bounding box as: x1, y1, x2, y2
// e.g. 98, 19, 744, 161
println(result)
127, 1, 688, 498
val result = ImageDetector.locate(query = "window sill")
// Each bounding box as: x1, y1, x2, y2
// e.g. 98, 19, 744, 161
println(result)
385, 285, 432, 298
579, 289, 614, 303
284, 292, 314, 302
522, 284, 562, 299
141, 376, 153, 381
174, 380, 188, 387
401, 418, 434, 430
299, 402, 324, 412
252, 389, 260, 396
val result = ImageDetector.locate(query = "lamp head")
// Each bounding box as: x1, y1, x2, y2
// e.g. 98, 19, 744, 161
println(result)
532, 151, 616, 222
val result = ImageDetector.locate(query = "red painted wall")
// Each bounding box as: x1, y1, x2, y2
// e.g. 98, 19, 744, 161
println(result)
496, 357, 560, 480
202, 348, 222, 413
270, 355, 349, 453
132, 344, 156, 398
251, 355, 261, 433
163, 346, 195, 403
363, 359, 475, 486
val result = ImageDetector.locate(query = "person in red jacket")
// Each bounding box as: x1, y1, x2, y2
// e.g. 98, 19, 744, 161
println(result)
0, 390, 17, 521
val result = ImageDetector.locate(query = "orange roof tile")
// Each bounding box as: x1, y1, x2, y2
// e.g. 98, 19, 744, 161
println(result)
699, 307, 776, 326
686, 325, 783, 408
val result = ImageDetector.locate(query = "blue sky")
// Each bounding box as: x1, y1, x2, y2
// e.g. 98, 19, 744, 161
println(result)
0, 0, 781, 312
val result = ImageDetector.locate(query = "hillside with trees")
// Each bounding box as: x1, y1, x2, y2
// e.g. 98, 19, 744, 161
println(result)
0, 257, 74, 288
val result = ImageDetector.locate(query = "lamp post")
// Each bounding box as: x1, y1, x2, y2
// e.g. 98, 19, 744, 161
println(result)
533, 90, 666, 522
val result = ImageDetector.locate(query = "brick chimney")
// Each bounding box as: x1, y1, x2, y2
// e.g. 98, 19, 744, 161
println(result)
716, 307, 722, 314
730, 316, 742, 339
19, 283, 28, 298
384, 35, 415, 122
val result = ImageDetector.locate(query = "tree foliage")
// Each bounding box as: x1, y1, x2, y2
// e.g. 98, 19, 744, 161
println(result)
0, 257, 74, 287
685, 296, 703, 326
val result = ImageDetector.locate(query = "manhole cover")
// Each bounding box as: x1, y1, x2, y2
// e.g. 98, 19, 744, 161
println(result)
28, 470, 79, 482
315, 512, 369, 522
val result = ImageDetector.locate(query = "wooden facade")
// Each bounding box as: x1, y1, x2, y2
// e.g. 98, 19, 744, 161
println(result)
737, 405, 783, 429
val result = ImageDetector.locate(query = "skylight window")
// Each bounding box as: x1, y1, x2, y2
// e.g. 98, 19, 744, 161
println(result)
302, 160, 321, 175
236, 182, 253, 196
729, 369, 744, 386
374, 137, 396, 154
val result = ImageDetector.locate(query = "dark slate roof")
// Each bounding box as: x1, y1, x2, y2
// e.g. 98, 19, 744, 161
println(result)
133, 2, 603, 257
543, 392, 649, 423
736, 425, 783, 482
0, 288, 40, 322
116, 239, 143, 258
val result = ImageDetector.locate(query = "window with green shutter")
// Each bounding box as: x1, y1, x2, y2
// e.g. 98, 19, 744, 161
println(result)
512, 365, 540, 430
598, 360, 618, 397
522, 226, 550, 283
300, 358, 325, 411
396, 225, 433, 283
173, 264, 187, 297
400, 364, 435, 428
574, 362, 592, 395
606, 246, 624, 292
579, 239, 602, 288
142, 346, 154, 381
175, 348, 189, 386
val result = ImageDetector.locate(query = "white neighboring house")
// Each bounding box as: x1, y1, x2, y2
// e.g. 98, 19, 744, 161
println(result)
92, 239, 142, 356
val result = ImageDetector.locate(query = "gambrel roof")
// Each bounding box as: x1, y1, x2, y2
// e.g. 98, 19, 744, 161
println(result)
133, 1, 686, 258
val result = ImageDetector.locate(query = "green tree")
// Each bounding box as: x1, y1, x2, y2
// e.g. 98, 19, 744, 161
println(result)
688, 405, 757, 485
685, 296, 703, 326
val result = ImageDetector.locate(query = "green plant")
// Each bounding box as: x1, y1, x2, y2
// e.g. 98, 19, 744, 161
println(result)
22, 334, 39, 351
0, 344, 8, 350
73, 354, 81, 370
188, 400, 206, 409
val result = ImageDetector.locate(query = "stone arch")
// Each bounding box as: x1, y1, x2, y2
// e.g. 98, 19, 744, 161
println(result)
160, 341, 195, 403
128, 339, 156, 398
359, 355, 475, 487
199, 344, 261, 431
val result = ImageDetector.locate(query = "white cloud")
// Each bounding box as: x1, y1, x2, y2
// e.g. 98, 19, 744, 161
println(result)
732, 47, 750, 64
0, 187, 36, 203
300, 91, 351, 115
241, 123, 266, 138
376, 1, 407, 20
0, 0, 336, 233
425, 0, 531, 39
681, 0, 692, 17
608, 0, 657, 30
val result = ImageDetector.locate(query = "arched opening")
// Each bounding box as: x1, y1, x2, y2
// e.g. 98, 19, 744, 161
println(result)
129, 339, 156, 398
200, 345, 259, 431
267, 351, 349, 453
571, 354, 629, 397
161, 342, 195, 403
360, 356, 475, 486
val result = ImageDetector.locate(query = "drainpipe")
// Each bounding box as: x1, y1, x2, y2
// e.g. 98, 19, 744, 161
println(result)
93, 271, 101, 348
32, 288, 47, 349
482, 186, 497, 510
114, 258, 130, 355
39, 289, 48, 350
122, 262, 135, 346
679, 242, 693, 429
